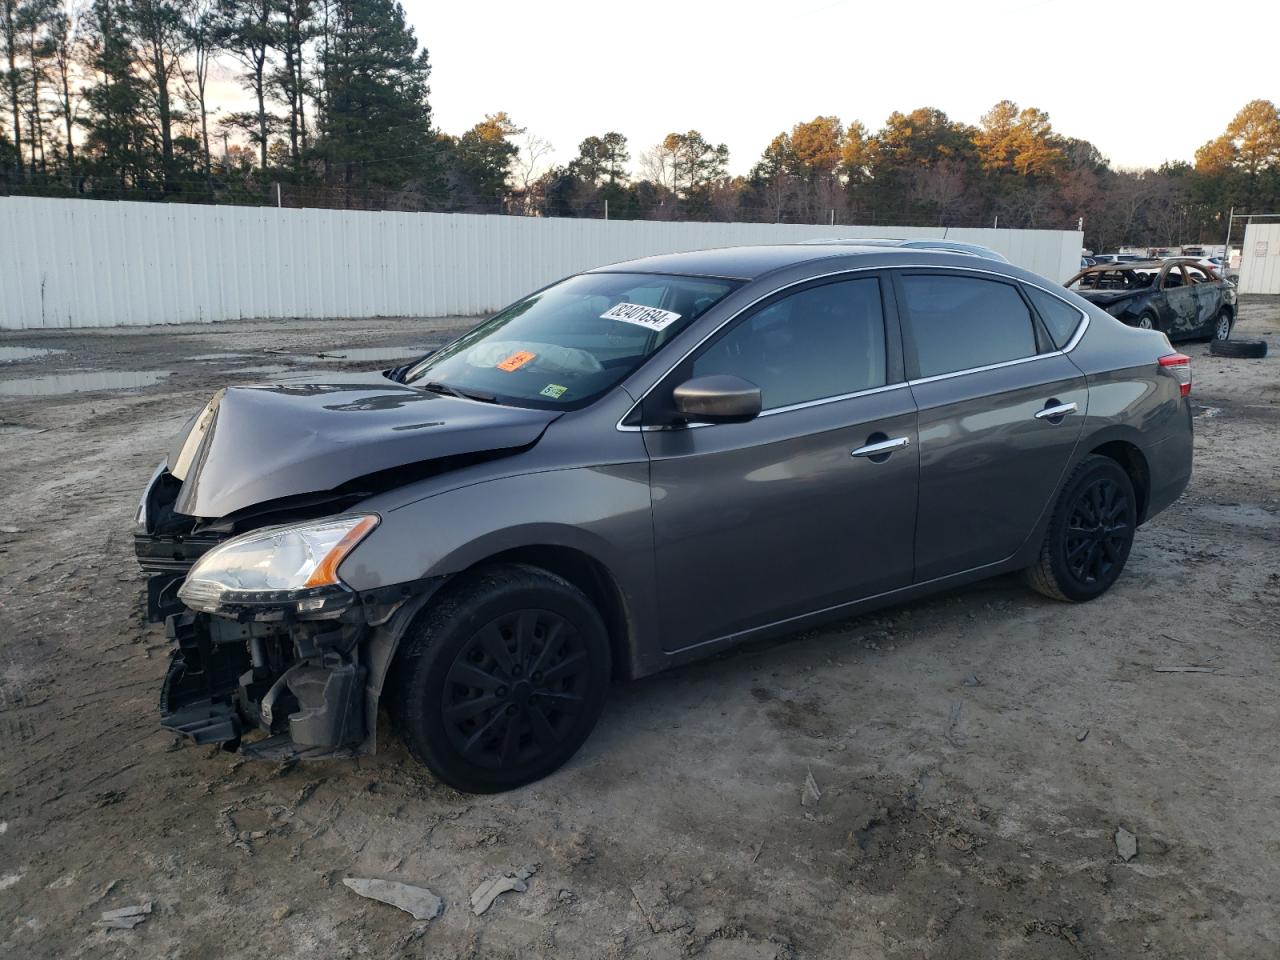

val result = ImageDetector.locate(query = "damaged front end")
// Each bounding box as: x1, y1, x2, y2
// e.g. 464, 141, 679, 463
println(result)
158, 576, 439, 760
136, 466, 440, 761
132, 378, 559, 760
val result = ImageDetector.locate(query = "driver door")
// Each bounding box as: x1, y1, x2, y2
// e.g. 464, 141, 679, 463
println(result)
641, 275, 919, 652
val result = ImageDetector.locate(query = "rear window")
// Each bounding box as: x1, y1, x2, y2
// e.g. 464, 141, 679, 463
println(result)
900, 274, 1038, 378
1024, 286, 1083, 349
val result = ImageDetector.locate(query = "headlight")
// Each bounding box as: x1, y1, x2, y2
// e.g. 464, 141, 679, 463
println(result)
178, 515, 379, 616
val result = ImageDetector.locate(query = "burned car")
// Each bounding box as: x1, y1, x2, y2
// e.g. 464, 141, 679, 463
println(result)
136, 244, 1194, 793
1064, 258, 1236, 342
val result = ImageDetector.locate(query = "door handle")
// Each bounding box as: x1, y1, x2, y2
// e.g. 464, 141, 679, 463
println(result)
1034, 401, 1078, 421
851, 436, 910, 458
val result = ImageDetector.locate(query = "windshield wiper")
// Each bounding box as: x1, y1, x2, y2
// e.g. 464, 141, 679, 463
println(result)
419, 380, 499, 404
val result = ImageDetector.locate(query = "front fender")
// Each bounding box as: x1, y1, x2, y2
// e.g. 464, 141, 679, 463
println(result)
339, 463, 653, 591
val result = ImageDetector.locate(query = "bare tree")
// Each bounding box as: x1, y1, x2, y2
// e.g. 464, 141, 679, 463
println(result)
510, 130, 551, 212
218, 0, 273, 169
177, 0, 216, 184
49, 0, 84, 170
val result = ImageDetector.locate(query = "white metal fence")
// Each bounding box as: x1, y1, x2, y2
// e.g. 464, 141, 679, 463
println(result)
1237, 221, 1280, 295
0, 196, 1083, 330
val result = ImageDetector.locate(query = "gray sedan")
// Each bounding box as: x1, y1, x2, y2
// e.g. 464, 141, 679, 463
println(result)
135, 244, 1194, 792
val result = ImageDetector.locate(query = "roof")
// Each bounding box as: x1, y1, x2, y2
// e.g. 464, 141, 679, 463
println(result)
1077, 257, 1208, 273
586, 242, 986, 282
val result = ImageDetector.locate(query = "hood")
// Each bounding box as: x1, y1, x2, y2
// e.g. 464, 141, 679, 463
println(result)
169, 375, 559, 518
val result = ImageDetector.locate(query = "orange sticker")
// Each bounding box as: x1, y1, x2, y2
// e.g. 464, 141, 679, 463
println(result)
496, 350, 536, 372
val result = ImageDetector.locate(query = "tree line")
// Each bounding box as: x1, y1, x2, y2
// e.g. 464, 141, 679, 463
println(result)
2, 0, 1279, 253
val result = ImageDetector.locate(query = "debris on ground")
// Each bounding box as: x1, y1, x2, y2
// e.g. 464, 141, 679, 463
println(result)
1115, 827, 1139, 862
1076, 728, 1090, 742
801, 767, 822, 807
470, 865, 537, 916
1152, 666, 1217, 674
342, 878, 443, 921
962, 675, 982, 687
95, 902, 152, 930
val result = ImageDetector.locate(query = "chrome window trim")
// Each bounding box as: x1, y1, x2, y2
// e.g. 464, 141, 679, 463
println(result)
758, 381, 907, 417
615, 263, 1089, 432
906, 349, 1062, 387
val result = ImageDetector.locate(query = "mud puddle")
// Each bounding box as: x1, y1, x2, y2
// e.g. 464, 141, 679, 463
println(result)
0, 370, 171, 396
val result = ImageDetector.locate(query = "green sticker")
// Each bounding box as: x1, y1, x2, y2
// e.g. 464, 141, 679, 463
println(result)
539, 383, 568, 399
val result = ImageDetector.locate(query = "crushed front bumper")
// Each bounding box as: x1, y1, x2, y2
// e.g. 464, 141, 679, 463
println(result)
156, 578, 442, 760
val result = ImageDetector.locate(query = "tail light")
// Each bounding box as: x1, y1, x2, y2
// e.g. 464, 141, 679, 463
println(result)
1158, 353, 1191, 397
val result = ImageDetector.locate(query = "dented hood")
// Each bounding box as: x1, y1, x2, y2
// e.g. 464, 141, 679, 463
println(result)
169, 376, 559, 518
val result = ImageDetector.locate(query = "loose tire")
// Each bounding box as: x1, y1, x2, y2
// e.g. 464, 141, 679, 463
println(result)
1210, 337, 1268, 359
1025, 456, 1137, 603
389, 563, 612, 793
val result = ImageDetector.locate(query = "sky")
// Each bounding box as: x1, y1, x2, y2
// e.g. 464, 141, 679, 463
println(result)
398, 0, 1276, 176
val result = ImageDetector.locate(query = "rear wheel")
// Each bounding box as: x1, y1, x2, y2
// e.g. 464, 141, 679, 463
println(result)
390, 563, 612, 793
1025, 456, 1137, 602
1213, 309, 1232, 341
1136, 312, 1157, 331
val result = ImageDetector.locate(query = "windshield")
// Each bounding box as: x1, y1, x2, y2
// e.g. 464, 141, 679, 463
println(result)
403, 272, 740, 408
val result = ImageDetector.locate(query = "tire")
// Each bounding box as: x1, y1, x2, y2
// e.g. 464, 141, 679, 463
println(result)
1135, 312, 1158, 331
1025, 455, 1137, 603
388, 563, 612, 793
1210, 337, 1268, 359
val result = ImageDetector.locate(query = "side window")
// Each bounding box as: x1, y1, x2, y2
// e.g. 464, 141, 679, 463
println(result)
1161, 265, 1185, 288
1024, 286, 1083, 349
1184, 266, 1209, 284
900, 275, 1038, 378
690, 277, 886, 410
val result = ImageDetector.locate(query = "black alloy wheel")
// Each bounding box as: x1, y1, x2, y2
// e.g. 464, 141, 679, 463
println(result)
1063, 476, 1132, 588
442, 609, 588, 771
389, 563, 611, 793
1026, 455, 1137, 602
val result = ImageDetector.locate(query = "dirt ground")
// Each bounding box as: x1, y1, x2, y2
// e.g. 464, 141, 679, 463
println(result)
1, 299, 1278, 960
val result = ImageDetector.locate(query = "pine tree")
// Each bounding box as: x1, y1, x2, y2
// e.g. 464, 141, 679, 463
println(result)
314, 0, 441, 200
80, 0, 157, 189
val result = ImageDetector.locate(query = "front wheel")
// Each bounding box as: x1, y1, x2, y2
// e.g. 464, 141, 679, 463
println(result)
1025, 456, 1137, 602
1136, 312, 1157, 331
389, 563, 612, 793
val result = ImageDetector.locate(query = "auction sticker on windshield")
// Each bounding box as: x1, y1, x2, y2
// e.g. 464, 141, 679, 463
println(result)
601, 302, 682, 331
496, 350, 537, 372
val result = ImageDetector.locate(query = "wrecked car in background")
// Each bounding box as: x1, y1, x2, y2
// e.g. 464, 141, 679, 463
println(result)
136, 243, 1194, 793
1064, 258, 1237, 342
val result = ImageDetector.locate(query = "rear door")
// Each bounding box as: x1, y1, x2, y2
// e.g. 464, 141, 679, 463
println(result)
895, 271, 1088, 582
1183, 264, 1220, 333
642, 274, 919, 651
1158, 263, 1200, 338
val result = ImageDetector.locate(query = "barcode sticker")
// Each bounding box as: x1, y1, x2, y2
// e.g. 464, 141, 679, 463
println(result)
600, 302, 682, 331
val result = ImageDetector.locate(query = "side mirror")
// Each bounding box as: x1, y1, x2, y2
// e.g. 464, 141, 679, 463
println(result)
672, 374, 762, 424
